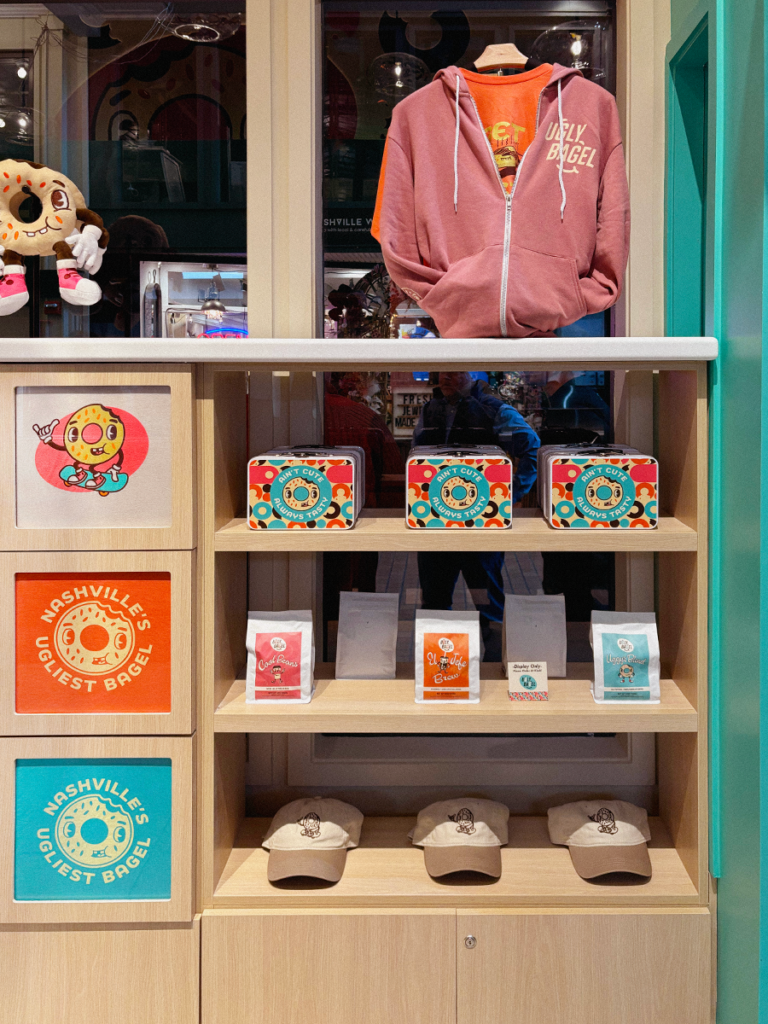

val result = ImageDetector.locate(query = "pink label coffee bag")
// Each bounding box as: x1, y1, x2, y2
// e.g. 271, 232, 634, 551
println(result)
246, 610, 314, 703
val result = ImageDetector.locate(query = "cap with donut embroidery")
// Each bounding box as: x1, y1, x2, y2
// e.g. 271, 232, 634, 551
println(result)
0, 159, 109, 315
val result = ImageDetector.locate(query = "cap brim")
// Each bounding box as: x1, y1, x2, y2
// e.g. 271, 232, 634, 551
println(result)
568, 842, 652, 880
424, 844, 502, 879
267, 848, 347, 883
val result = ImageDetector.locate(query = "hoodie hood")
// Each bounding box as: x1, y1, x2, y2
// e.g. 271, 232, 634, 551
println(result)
372, 63, 629, 338
433, 64, 583, 221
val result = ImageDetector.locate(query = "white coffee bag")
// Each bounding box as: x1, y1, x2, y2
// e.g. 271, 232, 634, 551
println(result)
590, 611, 660, 704
414, 610, 480, 704
246, 610, 315, 703
502, 594, 567, 677
336, 591, 399, 679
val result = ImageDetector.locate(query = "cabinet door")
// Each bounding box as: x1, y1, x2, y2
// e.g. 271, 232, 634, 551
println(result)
203, 909, 456, 1024
0, 920, 199, 1024
457, 910, 711, 1024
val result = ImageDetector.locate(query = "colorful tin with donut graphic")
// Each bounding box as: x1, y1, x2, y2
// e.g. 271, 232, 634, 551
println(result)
538, 445, 658, 529
248, 446, 365, 531
406, 445, 512, 529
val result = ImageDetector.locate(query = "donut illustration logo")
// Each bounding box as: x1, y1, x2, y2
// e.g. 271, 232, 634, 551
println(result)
15, 572, 171, 714
298, 811, 321, 838
15, 385, 173, 530
588, 807, 619, 835
54, 601, 134, 675
14, 758, 172, 902
449, 808, 476, 835
570, 463, 636, 523
618, 663, 635, 683
32, 404, 147, 496
56, 794, 133, 866
431, 465, 489, 522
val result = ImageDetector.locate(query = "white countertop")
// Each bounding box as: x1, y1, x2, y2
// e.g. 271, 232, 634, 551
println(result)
0, 337, 718, 365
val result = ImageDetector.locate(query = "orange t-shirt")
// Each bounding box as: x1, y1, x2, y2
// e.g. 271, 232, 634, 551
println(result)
462, 64, 553, 192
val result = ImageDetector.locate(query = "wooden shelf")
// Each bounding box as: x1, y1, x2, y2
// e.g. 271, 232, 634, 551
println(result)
214, 663, 696, 733
213, 815, 699, 908
215, 509, 697, 552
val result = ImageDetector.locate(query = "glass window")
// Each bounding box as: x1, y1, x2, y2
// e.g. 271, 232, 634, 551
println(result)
323, 1, 615, 338
320, 3, 619, 662
0, 3, 246, 338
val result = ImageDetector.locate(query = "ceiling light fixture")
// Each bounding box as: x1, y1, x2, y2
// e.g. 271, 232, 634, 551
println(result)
169, 14, 241, 44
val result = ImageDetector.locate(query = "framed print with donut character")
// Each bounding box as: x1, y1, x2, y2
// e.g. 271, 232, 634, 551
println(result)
406, 446, 513, 528
0, 365, 193, 550
248, 445, 364, 531
538, 445, 658, 529
0, 735, 193, 924
0, 160, 108, 317
0, 550, 193, 735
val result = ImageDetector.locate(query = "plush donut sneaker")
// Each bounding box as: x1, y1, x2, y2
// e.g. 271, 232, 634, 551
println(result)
0, 159, 108, 313
57, 259, 101, 306
0, 264, 28, 314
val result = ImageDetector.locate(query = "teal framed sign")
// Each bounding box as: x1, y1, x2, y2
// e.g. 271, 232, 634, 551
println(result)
14, 758, 172, 902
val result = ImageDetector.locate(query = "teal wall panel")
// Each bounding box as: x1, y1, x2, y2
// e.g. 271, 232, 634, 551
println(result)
668, 0, 763, 1019
672, 0, 706, 38
714, 0, 763, 1017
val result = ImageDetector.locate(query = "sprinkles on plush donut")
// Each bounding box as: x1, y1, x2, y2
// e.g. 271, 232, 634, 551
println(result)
0, 159, 109, 315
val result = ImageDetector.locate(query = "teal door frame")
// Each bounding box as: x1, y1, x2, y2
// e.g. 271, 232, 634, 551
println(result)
668, 0, 765, 1020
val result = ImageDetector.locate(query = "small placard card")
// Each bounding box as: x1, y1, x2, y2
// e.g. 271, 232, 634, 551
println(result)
507, 661, 548, 701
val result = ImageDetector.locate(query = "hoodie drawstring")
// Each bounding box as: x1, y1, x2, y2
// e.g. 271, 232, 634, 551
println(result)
557, 78, 567, 221
454, 74, 461, 213
453, 69, 566, 220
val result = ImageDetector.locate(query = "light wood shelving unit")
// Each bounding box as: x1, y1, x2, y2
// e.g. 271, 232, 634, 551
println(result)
0, 339, 713, 1024
197, 341, 712, 963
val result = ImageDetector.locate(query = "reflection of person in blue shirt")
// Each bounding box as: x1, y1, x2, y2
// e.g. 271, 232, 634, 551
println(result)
414, 372, 540, 650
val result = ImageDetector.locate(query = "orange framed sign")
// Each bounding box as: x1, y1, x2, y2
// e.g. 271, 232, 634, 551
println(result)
0, 550, 193, 736
16, 572, 172, 715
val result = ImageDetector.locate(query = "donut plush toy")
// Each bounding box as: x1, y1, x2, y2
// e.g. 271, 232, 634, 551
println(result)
0, 159, 108, 315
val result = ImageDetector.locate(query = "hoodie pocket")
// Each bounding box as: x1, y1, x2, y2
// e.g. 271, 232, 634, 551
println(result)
506, 244, 587, 333
419, 245, 507, 338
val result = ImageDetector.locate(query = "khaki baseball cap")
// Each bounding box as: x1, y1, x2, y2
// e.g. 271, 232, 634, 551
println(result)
262, 797, 363, 882
410, 798, 509, 879
547, 800, 652, 879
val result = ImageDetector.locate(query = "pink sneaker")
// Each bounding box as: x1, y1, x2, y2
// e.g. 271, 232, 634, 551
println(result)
57, 259, 101, 306
0, 265, 29, 315
64, 467, 87, 486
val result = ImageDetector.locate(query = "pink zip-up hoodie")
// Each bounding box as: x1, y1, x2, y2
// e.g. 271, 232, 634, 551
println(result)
372, 64, 630, 338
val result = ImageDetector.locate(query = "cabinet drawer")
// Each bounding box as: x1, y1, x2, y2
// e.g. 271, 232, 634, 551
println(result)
202, 909, 456, 1024
457, 908, 711, 1024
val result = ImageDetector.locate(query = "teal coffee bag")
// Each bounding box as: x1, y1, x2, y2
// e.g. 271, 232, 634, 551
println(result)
590, 612, 660, 704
